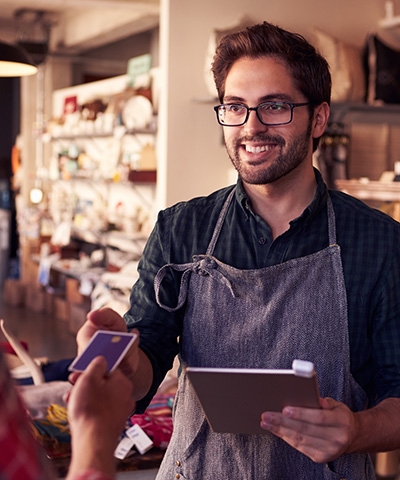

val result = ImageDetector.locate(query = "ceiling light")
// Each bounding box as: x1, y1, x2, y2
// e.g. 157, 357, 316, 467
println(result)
0, 40, 38, 77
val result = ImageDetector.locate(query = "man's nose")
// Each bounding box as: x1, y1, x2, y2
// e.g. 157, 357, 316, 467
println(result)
244, 108, 268, 132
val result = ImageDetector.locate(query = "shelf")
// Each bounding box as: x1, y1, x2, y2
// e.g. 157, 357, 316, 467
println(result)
71, 227, 149, 255
330, 102, 400, 125
49, 126, 157, 141
128, 170, 156, 183
48, 173, 156, 184
331, 102, 400, 114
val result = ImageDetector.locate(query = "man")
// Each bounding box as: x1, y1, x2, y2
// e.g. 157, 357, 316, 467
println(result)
77, 22, 400, 479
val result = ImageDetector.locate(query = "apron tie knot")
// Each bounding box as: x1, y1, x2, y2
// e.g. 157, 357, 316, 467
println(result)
193, 255, 236, 297
194, 256, 217, 275
154, 256, 237, 312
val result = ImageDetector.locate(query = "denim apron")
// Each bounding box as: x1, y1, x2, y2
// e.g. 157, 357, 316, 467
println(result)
154, 188, 375, 479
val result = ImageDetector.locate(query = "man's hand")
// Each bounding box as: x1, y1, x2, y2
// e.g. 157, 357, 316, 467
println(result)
76, 307, 128, 355
260, 397, 358, 463
74, 308, 138, 385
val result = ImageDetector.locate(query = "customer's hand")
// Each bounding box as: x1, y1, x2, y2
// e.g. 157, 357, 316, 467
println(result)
66, 355, 135, 478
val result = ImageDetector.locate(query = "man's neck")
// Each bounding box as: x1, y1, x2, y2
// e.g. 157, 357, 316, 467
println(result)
242, 166, 317, 240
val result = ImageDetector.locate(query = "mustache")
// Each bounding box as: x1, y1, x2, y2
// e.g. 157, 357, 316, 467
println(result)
236, 134, 285, 147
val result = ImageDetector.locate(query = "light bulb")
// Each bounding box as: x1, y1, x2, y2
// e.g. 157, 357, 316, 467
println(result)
30, 187, 43, 204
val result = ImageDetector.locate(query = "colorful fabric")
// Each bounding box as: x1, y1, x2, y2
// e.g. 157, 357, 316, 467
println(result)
131, 393, 174, 449
32, 403, 71, 445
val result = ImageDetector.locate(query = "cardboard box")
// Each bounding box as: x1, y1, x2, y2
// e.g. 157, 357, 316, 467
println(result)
21, 254, 40, 285
2, 279, 26, 307
20, 236, 52, 285
53, 296, 70, 322
25, 284, 46, 313
69, 301, 91, 334
44, 289, 54, 315
65, 278, 89, 305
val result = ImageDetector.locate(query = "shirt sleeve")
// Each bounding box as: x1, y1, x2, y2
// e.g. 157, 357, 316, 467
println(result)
124, 211, 182, 412
369, 238, 400, 405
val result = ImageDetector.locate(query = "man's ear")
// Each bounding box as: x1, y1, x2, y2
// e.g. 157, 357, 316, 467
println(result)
312, 102, 330, 139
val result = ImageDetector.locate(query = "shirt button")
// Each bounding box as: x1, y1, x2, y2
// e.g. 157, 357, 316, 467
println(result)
175, 475, 181, 479
258, 237, 267, 245
176, 460, 181, 466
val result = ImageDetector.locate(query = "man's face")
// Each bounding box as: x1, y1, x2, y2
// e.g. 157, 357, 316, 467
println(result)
222, 56, 314, 185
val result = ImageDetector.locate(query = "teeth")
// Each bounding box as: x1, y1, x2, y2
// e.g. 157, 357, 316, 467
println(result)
245, 144, 273, 154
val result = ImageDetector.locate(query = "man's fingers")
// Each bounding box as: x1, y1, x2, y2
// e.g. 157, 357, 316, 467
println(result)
87, 308, 128, 331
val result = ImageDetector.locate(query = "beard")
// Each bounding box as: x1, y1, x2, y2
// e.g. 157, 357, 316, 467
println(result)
225, 120, 313, 185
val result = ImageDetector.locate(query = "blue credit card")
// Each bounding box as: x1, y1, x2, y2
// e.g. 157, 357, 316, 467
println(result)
69, 330, 137, 373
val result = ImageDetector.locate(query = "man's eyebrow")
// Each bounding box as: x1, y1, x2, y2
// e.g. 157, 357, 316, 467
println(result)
222, 93, 295, 103
222, 95, 246, 103
261, 93, 294, 102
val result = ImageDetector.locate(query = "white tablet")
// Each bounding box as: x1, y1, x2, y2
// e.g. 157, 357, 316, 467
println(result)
186, 359, 320, 434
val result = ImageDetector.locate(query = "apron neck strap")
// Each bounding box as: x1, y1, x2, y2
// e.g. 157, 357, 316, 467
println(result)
206, 187, 236, 255
326, 194, 337, 246
206, 187, 337, 255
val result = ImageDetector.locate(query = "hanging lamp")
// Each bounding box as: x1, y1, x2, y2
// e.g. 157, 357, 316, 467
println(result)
0, 40, 37, 77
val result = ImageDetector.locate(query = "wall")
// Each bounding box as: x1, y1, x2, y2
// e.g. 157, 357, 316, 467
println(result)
158, 0, 389, 208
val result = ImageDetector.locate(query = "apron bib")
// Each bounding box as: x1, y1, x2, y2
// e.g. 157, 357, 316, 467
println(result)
154, 189, 375, 480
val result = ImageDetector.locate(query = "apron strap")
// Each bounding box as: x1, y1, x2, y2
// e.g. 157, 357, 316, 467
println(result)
326, 195, 337, 246
206, 187, 236, 255
154, 262, 194, 312
154, 188, 237, 313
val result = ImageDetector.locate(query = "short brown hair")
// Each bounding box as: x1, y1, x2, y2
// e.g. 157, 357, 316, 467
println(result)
212, 21, 331, 107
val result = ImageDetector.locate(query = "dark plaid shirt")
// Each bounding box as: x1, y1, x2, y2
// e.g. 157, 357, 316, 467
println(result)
125, 169, 400, 412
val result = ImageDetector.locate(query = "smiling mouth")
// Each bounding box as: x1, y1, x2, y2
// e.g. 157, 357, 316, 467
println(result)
244, 144, 276, 154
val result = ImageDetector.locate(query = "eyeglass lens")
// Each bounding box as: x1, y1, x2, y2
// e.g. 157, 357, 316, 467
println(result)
217, 102, 293, 126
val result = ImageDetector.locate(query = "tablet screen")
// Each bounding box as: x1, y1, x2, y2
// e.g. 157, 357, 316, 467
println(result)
186, 362, 320, 434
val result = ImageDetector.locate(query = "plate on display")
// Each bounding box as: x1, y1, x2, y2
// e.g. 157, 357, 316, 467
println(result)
122, 95, 153, 130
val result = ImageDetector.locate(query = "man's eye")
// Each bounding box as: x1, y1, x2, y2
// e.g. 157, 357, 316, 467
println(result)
264, 103, 284, 111
227, 104, 245, 113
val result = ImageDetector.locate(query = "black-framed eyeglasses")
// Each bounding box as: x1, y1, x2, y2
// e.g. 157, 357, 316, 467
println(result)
213, 101, 311, 127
